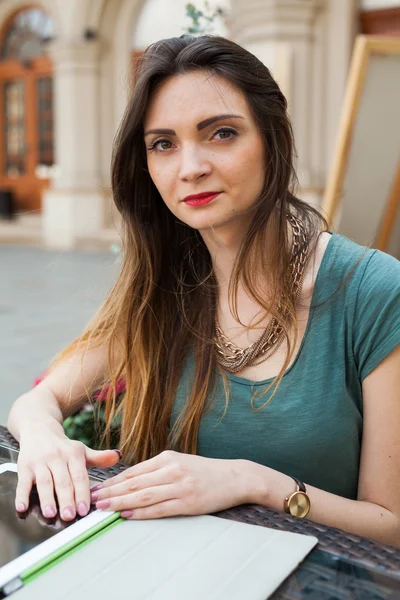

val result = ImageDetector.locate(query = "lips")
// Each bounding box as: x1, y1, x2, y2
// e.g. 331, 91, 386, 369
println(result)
183, 192, 221, 206
183, 192, 221, 201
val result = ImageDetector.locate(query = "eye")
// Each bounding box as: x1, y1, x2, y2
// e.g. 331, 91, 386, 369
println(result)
147, 139, 173, 152
212, 127, 238, 141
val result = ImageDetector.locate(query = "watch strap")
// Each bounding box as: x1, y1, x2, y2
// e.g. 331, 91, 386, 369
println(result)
291, 476, 306, 493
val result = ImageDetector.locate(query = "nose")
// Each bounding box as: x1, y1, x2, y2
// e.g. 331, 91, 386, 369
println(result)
178, 145, 212, 182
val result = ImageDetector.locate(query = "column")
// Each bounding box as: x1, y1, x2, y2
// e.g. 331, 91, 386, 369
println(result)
42, 38, 106, 248
230, 0, 325, 203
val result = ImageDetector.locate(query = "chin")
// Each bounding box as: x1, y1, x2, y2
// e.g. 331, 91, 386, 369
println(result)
175, 202, 242, 232
190, 216, 240, 234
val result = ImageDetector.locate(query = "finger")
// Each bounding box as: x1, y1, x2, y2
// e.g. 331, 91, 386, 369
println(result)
49, 462, 77, 521
34, 466, 58, 519
121, 499, 183, 520
84, 447, 122, 469
95, 483, 177, 513
67, 455, 91, 517
97, 454, 164, 490
15, 466, 34, 513
90, 468, 170, 503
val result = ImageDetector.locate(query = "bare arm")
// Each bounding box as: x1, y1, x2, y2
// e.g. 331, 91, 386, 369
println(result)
244, 345, 400, 546
8, 344, 110, 440
7, 343, 121, 521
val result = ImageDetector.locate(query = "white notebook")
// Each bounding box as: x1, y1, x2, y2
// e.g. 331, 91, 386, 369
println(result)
13, 514, 317, 600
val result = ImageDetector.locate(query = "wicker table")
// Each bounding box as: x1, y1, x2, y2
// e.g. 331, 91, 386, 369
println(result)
1, 425, 399, 599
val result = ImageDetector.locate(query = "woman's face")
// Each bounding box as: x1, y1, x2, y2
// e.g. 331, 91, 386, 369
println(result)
144, 71, 266, 237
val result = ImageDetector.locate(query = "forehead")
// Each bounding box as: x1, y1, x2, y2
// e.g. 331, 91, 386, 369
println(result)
144, 71, 251, 127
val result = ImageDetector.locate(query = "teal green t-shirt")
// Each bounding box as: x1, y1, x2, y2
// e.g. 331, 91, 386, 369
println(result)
171, 234, 400, 499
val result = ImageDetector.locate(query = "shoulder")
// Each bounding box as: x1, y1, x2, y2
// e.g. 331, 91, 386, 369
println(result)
328, 234, 400, 276
309, 233, 400, 303
337, 238, 400, 305
302, 232, 365, 303
344, 241, 400, 380
357, 246, 400, 291
355, 247, 400, 324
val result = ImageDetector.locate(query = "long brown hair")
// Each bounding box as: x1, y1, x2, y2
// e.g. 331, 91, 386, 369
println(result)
53, 35, 327, 464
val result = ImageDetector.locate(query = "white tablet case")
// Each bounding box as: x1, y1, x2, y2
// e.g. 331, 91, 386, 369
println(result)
13, 514, 317, 600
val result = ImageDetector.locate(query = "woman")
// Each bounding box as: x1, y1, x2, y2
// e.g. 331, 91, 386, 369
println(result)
8, 35, 400, 546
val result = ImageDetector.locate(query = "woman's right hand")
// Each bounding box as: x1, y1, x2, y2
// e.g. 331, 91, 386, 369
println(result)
15, 423, 122, 521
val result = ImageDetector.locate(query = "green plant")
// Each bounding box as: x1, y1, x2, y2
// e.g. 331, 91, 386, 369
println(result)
63, 399, 122, 449
185, 2, 224, 35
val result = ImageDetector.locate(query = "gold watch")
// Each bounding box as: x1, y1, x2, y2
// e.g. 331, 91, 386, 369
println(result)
284, 476, 310, 518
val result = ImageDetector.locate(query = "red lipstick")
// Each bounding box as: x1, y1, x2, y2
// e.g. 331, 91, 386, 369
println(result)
183, 192, 221, 206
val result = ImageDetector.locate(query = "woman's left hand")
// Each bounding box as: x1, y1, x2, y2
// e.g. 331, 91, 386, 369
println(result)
90, 451, 252, 520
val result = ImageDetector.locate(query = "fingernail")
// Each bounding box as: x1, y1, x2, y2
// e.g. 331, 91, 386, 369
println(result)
77, 502, 88, 517
90, 484, 102, 492
121, 510, 134, 519
96, 499, 111, 509
16, 502, 26, 512
62, 506, 75, 520
43, 505, 56, 518
90, 492, 99, 502
113, 449, 123, 460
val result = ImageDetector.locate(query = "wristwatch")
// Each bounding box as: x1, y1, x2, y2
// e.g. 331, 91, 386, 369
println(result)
284, 476, 310, 518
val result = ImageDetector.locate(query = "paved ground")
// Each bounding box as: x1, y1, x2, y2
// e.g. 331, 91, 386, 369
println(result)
0, 245, 120, 426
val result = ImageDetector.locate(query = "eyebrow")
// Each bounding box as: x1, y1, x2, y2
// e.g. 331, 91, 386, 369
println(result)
144, 114, 244, 137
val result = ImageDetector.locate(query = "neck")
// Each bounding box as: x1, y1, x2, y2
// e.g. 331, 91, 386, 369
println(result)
200, 210, 284, 292
200, 225, 247, 290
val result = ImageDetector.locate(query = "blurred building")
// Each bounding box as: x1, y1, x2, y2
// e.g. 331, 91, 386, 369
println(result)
0, 0, 398, 248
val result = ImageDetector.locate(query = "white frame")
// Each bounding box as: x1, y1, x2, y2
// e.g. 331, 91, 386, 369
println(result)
322, 35, 400, 252
0, 463, 115, 591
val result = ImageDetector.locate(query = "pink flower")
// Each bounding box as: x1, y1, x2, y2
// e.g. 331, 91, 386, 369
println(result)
94, 380, 126, 401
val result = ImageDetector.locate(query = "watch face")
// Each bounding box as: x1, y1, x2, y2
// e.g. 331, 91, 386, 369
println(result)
288, 491, 310, 518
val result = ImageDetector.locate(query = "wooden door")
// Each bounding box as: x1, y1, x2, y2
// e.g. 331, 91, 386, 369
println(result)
360, 7, 400, 36
0, 55, 53, 212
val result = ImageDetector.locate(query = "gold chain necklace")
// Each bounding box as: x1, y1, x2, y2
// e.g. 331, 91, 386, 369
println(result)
214, 214, 310, 374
